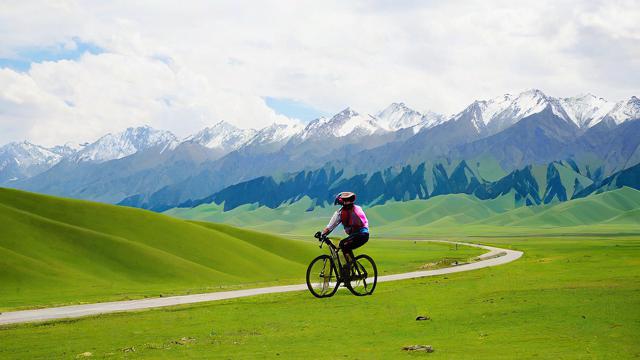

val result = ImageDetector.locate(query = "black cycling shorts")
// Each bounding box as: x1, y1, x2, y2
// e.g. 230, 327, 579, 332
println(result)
339, 232, 369, 254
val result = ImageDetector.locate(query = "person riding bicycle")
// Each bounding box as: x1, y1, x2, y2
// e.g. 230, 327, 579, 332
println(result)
317, 191, 369, 276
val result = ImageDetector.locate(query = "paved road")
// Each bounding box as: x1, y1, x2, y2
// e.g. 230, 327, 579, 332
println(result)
0, 241, 522, 326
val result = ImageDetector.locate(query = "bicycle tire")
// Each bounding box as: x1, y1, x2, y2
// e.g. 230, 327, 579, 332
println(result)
346, 254, 377, 296
306, 254, 340, 298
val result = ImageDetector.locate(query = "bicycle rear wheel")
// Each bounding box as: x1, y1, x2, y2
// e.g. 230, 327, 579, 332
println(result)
346, 254, 377, 296
306, 255, 340, 298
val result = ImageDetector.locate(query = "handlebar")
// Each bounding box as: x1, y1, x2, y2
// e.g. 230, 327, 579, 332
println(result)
314, 232, 333, 249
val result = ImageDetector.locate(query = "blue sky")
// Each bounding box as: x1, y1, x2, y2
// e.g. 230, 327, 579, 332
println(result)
0, 39, 103, 72
265, 97, 329, 122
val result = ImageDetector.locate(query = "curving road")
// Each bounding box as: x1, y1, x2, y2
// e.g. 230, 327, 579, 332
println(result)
0, 241, 522, 326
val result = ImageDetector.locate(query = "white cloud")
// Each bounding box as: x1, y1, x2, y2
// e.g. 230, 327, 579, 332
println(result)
0, 0, 638, 146
0, 51, 291, 146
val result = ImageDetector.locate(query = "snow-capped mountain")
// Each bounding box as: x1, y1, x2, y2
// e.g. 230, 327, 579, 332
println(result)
453, 101, 486, 133
184, 121, 257, 151
456, 89, 569, 134
377, 103, 423, 130
3, 89, 639, 207
50, 142, 87, 157
376, 103, 446, 133
0, 141, 68, 183
559, 94, 615, 128
419, 110, 449, 130
298, 108, 386, 140
245, 122, 303, 147
69, 126, 178, 163
604, 96, 640, 125
452, 89, 640, 134
494, 89, 565, 122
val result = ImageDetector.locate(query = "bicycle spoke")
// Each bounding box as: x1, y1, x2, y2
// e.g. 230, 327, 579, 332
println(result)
306, 255, 339, 298
346, 255, 377, 296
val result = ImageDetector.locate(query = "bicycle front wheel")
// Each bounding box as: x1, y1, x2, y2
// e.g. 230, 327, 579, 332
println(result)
306, 255, 340, 298
346, 254, 377, 296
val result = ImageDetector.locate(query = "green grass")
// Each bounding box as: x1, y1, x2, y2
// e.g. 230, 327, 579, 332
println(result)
1, 235, 639, 359
2, 188, 639, 358
0, 188, 483, 311
165, 196, 335, 234
482, 187, 640, 227
0, 187, 319, 310
167, 187, 640, 237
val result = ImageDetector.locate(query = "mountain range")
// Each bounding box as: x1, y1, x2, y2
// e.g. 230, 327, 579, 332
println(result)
2, 89, 639, 212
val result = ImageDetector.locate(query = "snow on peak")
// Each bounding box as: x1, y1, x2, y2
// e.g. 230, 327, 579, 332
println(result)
50, 142, 86, 157
506, 89, 554, 119
376, 102, 445, 132
184, 121, 256, 151
456, 101, 488, 133
419, 110, 448, 130
71, 126, 178, 163
454, 89, 572, 133
560, 93, 615, 128
474, 94, 513, 125
337, 107, 358, 118
452, 89, 640, 131
492, 89, 571, 125
453, 94, 512, 131
604, 96, 640, 125
246, 122, 303, 146
0, 141, 62, 170
556, 93, 638, 128
300, 107, 386, 139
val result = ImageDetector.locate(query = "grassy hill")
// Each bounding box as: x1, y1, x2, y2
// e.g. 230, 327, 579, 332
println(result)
165, 196, 335, 234
480, 187, 640, 227
167, 187, 640, 236
166, 193, 517, 234
1, 188, 485, 311
0, 187, 321, 310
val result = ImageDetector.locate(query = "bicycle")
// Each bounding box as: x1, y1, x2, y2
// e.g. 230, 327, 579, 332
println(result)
306, 232, 377, 297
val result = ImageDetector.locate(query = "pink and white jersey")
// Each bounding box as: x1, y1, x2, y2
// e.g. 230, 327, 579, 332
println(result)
326, 205, 369, 235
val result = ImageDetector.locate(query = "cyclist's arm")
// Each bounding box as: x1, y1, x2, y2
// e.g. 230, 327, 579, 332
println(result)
322, 210, 341, 235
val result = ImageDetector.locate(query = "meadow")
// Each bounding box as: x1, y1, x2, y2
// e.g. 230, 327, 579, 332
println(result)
1, 188, 639, 359
1, 235, 638, 359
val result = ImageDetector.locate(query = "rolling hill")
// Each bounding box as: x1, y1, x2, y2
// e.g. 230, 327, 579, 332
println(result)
480, 186, 640, 227
0, 187, 317, 310
167, 187, 640, 236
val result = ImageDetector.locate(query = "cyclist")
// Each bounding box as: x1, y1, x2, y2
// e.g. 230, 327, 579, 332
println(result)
317, 191, 369, 276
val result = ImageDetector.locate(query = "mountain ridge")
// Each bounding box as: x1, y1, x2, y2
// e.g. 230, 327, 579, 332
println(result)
4, 89, 639, 209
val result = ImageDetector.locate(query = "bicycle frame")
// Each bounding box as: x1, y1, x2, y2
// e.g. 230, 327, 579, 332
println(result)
319, 236, 346, 279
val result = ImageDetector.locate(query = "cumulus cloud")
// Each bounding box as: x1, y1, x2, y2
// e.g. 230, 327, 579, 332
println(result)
0, 51, 291, 146
0, 0, 638, 146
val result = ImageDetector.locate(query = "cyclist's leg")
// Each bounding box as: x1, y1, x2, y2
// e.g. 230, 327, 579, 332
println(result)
339, 234, 355, 264
339, 234, 356, 276
339, 232, 369, 269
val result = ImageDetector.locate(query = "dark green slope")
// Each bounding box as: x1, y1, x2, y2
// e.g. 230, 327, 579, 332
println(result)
175, 158, 600, 213
574, 162, 640, 198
